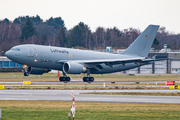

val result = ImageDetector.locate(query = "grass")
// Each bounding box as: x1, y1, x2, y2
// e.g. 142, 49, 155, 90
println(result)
0, 100, 180, 120
3, 85, 170, 90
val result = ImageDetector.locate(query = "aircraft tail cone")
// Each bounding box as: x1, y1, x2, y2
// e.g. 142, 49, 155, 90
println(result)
57, 71, 60, 77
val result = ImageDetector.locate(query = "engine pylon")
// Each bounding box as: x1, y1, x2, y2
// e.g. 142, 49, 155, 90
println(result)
57, 71, 61, 77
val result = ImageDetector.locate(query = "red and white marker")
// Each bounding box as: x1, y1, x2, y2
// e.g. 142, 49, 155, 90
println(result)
71, 91, 75, 120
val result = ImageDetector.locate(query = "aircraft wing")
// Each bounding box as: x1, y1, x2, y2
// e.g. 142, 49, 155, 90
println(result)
57, 57, 171, 71
57, 57, 145, 68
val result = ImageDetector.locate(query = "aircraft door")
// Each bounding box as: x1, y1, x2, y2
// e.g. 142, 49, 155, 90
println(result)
28, 47, 34, 57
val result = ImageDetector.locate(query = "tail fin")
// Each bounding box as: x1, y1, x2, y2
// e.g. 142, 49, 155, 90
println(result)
121, 25, 159, 57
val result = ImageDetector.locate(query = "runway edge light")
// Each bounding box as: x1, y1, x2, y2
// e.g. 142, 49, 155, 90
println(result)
175, 85, 179, 89
0, 85, 4, 89
23, 81, 31, 85
169, 86, 174, 89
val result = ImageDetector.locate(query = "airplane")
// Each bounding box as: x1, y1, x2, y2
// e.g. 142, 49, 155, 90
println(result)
5, 24, 161, 82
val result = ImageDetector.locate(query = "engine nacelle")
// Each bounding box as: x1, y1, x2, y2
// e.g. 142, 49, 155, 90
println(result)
63, 62, 87, 74
24, 66, 51, 75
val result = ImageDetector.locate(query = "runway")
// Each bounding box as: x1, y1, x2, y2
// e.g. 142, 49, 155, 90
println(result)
0, 90, 180, 104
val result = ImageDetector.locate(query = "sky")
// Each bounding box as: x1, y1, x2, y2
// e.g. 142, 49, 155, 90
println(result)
0, 0, 180, 33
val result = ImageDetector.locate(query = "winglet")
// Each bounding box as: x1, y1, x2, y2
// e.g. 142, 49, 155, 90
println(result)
121, 25, 159, 57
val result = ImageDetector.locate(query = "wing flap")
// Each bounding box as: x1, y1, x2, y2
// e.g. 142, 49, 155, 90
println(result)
57, 57, 171, 69
57, 57, 145, 68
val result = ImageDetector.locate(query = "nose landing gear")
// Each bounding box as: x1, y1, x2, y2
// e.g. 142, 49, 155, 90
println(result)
23, 65, 30, 76
24, 72, 29, 76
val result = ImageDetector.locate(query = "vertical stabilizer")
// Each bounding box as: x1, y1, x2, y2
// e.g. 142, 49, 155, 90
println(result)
121, 25, 159, 57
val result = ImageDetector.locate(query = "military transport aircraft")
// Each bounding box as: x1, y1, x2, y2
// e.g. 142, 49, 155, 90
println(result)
6, 25, 160, 82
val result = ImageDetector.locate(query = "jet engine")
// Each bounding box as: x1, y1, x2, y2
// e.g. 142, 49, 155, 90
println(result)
63, 62, 87, 74
24, 66, 51, 76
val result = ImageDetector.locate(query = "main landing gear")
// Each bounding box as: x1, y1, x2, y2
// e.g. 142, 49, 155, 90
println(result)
83, 77, 94, 82
82, 70, 94, 82
59, 70, 95, 83
59, 77, 71, 82
59, 72, 71, 82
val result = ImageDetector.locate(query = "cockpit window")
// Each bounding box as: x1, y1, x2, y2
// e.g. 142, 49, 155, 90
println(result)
11, 48, 20, 51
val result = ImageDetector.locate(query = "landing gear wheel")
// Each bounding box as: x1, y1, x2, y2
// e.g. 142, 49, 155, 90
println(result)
83, 77, 86, 82
90, 77, 94, 82
66, 77, 70, 81
24, 72, 29, 76
83, 77, 87, 82
59, 77, 71, 82
83, 77, 94, 82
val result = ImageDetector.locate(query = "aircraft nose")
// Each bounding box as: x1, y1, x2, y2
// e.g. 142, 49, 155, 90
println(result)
5, 50, 12, 58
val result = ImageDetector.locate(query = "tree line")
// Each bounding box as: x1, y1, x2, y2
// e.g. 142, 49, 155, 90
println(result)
0, 15, 180, 55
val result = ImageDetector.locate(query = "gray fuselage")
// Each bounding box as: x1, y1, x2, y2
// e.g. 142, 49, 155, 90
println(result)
6, 44, 140, 74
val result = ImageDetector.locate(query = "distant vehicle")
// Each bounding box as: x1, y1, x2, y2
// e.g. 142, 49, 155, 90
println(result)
6, 25, 161, 82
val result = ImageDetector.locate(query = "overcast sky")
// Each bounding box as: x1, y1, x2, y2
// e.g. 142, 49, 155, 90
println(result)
1, 0, 180, 33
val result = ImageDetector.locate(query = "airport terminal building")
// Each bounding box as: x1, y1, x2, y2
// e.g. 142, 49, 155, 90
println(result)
127, 52, 180, 74
0, 56, 22, 70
